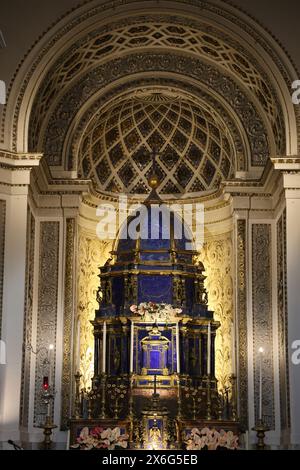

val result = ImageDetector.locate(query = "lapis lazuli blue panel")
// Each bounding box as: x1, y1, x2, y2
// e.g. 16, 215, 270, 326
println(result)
150, 350, 160, 369
140, 252, 170, 262
138, 275, 172, 303
112, 277, 124, 311
185, 277, 194, 310
117, 236, 135, 252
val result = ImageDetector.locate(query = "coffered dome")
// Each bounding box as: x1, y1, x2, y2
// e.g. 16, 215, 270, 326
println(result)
78, 91, 235, 197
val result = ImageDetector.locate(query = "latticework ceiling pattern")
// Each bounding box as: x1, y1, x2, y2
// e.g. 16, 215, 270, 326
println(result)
78, 92, 234, 196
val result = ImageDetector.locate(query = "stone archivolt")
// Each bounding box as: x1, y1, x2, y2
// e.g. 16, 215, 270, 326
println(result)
35, 51, 271, 176
28, 15, 284, 160
21, 11, 290, 184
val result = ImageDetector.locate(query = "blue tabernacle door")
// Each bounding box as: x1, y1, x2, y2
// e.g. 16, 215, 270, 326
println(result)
138, 275, 172, 304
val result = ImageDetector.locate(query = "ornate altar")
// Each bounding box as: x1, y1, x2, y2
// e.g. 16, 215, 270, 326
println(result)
70, 176, 240, 449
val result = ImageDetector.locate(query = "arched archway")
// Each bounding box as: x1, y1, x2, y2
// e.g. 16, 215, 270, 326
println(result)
2, 0, 298, 161
1, 0, 299, 448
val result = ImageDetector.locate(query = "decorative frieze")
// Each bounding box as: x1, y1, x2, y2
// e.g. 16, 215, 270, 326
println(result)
252, 224, 275, 429
34, 221, 59, 426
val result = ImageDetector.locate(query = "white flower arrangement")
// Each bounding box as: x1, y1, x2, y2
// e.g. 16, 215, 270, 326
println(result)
184, 427, 239, 451
71, 426, 129, 450
130, 302, 182, 323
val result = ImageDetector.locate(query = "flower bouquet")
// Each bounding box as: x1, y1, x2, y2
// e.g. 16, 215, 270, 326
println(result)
71, 426, 129, 450
130, 302, 182, 323
184, 427, 239, 451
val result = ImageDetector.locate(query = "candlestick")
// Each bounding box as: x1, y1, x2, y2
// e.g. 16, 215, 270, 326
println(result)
258, 347, 264, 421
102, 321, 107, 373
176, 322, 180, 373
39, 415, 57, 450
207, 322, 211, 376
74, 372, 82, 419
130, 320, 134, 373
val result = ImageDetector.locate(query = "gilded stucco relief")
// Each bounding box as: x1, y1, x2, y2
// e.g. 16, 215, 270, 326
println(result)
77, 229, 112, 388
197, 234, 233, 393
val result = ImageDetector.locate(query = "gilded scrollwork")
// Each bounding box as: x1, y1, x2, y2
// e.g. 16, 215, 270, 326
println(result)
252, 224, 275, 429
197, 233, 233, 393
77, 229, 112, 388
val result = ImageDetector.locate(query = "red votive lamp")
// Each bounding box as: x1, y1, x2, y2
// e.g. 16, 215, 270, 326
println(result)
43, 376, 49, 391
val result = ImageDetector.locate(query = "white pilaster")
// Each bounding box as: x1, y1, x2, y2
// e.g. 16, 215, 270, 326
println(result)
285, 183, 300, 447
0, 150, 41, 442
273, 159, 300, 447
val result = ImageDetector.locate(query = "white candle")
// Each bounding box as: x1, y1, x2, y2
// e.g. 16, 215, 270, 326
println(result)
231, 321, 236, 375
130, 321, 134, 374
102, 321, 107, 373
66, 430, 70, 450
48, 344, 54, 387
77, 320, 81, 373
245, 430, 249, 450
258, 347, 264, 421
207, 322, 211, 376
176, 322, 180, 373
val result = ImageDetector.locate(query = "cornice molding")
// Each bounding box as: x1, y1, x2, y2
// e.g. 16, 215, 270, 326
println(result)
0, 149, 42, 168
272, 156, 300, 171
32, 158, 90, 194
